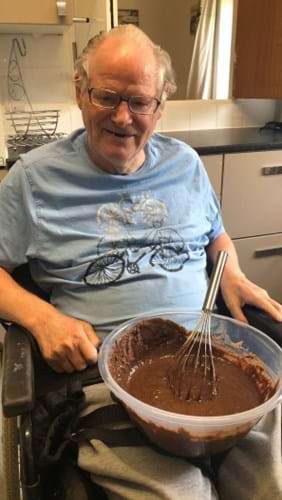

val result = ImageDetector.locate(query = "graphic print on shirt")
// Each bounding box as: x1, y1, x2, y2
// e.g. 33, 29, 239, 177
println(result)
84, 192, 190, 287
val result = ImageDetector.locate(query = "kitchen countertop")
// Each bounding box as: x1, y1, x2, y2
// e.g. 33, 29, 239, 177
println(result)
4, 127, 282, 170
163, 127, 282, 155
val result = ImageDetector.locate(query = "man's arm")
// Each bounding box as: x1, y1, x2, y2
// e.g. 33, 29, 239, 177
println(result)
0, 266, 100, 373
207, 233, 282, 323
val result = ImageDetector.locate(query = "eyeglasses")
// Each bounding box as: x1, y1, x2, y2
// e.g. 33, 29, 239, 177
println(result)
87, 88, 161, 115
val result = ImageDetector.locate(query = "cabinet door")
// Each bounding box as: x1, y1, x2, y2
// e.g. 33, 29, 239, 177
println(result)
233, 234, 282, 303
221, 151, 282, 238
233, 0, 282, 98
73, 0, 111, 56
200, 155, 222, 202
0, 0, 73, 25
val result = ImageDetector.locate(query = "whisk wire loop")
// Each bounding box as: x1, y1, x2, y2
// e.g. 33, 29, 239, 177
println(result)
169, 251, 228, 402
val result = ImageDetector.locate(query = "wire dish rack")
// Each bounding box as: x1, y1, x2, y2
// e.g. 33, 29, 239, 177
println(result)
6, 38, 63, 142
6, 133, 66, 151
5, 109, 60, 138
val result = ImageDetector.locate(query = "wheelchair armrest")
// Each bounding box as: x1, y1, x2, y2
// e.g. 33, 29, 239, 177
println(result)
243, 304, 282, 347
2, 323, 103, 418
2, 324, 35, 418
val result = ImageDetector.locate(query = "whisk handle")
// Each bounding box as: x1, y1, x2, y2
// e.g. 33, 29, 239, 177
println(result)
203, 250, 228, 312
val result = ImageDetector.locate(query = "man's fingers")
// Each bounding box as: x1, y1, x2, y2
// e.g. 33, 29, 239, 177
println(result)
229, 305, 248, 324
221, 273, 282, 325
36, 320, 100, 373
79, 335, 98, 365
47, 357, 75, 374
38, 344, 75, 373
255, 297, 282, 322
223, 295, 248, 323
44, 342, 88, 372
84, 324, 101, 348
66, 349, 88, 371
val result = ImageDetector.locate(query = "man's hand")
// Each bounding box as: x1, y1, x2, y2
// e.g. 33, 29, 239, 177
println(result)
220, 271, 282, 324
0, 267, 100, 374
30, 309, 101, 373
207, 233, 282, 324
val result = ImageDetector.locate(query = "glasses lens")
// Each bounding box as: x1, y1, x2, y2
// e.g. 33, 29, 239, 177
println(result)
88, 88, 159, 114
130, 96, 158, 115
90, 89, 119, 109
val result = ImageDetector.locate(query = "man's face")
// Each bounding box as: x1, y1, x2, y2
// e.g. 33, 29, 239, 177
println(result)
76, 38, 163, 175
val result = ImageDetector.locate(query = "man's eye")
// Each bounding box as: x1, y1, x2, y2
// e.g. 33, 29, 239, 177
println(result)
100, 94, 115, 104
132, 98, 150, 108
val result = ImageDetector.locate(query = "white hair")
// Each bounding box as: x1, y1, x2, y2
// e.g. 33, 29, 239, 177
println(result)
74, 24, 177, 101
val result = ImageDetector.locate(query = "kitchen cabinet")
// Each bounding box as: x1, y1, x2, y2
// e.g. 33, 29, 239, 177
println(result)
0, 1, 74, 26
233, 234, 282, 303
221, 150, 282, 302
72, 0, 112, 57
233, 0, 282, 98
221, 151, 282, 238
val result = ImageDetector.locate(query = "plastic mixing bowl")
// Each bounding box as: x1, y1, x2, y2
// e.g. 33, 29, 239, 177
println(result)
98, 311, 282, 457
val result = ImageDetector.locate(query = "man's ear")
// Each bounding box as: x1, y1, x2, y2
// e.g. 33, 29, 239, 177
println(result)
75, 85, 83, 109
156, 99, 165, 120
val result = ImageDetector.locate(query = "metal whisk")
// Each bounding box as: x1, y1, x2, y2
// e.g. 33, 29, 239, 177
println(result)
169, 250, 228, 401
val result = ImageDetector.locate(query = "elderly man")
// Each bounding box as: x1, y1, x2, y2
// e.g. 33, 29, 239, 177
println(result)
0, 25, 281, 499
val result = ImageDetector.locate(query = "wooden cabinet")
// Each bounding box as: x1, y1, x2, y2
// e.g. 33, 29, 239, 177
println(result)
200, 155, 223, 202
0, 0, 74, 26
221, 150, 282, 302
0, 0, 111, 40
233, 0, 282, 98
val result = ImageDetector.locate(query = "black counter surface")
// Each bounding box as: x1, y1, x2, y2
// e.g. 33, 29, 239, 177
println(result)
163, 127, 282, 155
5, 127, 282, 169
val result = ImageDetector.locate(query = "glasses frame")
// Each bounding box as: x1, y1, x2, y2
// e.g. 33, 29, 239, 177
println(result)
87, 87, 161, 115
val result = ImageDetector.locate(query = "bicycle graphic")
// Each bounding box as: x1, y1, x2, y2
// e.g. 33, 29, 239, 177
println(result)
84, 227, 190, 288
97, 192, 168, 229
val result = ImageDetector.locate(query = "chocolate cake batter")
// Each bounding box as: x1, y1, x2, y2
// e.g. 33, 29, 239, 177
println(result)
127, 353, 264, 416
110, 317, 275, 418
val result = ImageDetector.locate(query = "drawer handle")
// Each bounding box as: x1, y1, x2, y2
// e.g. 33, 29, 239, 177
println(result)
261, 166, 282, 176
255, 246, 282, 258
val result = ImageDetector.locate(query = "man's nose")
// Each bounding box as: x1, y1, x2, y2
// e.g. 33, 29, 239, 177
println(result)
111, 100, 133, 125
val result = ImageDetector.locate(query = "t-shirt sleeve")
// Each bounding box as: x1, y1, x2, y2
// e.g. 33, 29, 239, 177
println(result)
206, 188, 225, 241
0, 160, 38, 271
198, 157, 225, 243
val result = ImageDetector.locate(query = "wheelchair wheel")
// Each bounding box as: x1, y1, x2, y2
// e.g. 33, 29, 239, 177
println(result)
2, 416, 21, 500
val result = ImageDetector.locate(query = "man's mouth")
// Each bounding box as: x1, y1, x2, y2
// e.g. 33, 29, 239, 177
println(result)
105, 129, 134, 139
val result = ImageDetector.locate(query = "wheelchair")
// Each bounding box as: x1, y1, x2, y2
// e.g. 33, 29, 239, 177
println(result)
1, 264, 282, 500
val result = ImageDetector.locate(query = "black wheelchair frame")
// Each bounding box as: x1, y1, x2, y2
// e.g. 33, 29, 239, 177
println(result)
1, 264, 282, 500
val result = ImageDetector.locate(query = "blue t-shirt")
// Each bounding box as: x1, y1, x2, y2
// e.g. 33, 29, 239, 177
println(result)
0, 129, 224, 338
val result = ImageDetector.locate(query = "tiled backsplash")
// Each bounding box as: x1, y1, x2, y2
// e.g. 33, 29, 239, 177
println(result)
68, 98, 277, 133
0, 32, 74, 104
158, 99, 276, 132
0, 30, 278, 162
